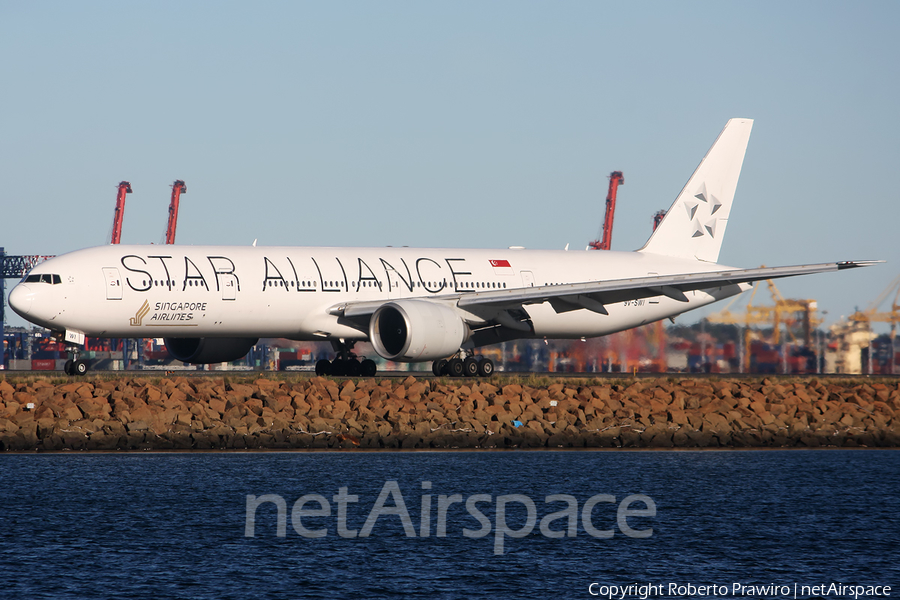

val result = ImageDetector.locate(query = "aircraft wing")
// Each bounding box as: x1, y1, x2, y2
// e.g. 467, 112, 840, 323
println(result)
328, 260, 880, 320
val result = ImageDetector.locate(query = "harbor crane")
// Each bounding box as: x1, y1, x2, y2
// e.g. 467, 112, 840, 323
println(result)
110, 181, 132, 244
165, 180, 187, 244
1, 248, 54, 358
588, 171, 624, 250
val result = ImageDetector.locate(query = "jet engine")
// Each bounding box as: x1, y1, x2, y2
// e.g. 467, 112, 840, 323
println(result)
369, 300, 468, 362
164, 337, 259, 364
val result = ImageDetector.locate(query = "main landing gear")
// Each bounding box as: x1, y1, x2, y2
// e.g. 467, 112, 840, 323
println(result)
63, 346, 90, 376
315, 340, 377, 377
432, 354, 494, 378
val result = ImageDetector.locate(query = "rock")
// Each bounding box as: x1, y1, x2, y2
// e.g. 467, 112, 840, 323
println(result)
331, 400, 351, 420
619, 430, 642, 447
0, 376, 896, 450
41, 434, 65, 451
86, 432, 121, 451
227, 383, 255, 399
502, 384, 523, 397
60, 431, 87, 450
77, 399, 109, 421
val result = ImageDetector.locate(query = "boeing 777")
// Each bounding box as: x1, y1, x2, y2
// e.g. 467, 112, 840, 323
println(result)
8, 119, 878, 376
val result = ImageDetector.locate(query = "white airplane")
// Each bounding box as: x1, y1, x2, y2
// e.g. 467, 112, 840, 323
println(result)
8, 118, 878, 376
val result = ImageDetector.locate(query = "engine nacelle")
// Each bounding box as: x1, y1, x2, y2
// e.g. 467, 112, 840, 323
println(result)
369, 300, 468, 362
164, 337, 259, 364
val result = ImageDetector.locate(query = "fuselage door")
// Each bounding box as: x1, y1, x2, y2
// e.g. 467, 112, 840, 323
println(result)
222, 275, 237, 301
521, 270, 535, 287
648, 272, 660, 305
387, 269, 402, 299
102, 267, 123, 300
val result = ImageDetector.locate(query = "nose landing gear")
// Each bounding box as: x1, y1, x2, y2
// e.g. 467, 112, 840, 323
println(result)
315, 340, 377, 377
63, 346, 90, 376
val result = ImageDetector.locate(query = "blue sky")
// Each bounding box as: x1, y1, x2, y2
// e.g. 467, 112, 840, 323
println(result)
2, 1, 898, 329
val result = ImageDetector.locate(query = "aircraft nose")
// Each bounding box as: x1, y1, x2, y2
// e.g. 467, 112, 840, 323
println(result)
8, 283, 34, 316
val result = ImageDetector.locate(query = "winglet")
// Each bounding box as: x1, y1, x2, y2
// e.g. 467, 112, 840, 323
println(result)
639, 118, 753, 263
837, 260, 885, 269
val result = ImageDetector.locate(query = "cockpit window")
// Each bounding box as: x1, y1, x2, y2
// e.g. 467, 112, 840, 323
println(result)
24, 274, 62, 284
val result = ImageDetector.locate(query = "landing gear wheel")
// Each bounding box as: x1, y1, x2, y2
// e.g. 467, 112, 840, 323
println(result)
346, 359, 361, 377
64, 360, 74, 376
315, 359, 332, 376
360, 359, 377, 377
322, 340, 364, 378
477, 358, 494, 377
432, 359, 448, 377
330, 359, 346, 376
446, 358, 464, 377
73, 360, 88, 376
463, 357, 480, 377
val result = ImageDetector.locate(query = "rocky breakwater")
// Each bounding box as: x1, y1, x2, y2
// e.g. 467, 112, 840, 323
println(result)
1, 376, 899, 451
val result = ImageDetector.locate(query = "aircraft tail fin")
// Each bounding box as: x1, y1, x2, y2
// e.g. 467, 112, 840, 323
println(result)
638, 118, 753, 263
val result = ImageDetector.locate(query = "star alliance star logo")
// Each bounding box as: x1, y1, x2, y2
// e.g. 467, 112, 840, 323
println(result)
683, 182, 722, 239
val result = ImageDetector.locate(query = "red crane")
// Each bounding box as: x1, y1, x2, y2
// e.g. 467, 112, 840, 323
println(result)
652, 210, 667, 231
588, 171, 624, 250
165, 180, 187, 244
110, 181, 132, 244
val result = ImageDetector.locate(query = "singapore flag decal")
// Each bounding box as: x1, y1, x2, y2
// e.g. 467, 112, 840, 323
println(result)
489, 259, 514, 276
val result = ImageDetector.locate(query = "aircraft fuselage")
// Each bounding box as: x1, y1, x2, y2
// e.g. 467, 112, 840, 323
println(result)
10, 244, 743, 343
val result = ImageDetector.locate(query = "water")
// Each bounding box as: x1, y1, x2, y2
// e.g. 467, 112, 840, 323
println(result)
1, 450, 897, 599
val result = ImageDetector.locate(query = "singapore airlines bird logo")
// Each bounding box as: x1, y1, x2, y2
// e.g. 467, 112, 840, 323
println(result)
130, 300, 150, 326
684, 182, 723, 239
